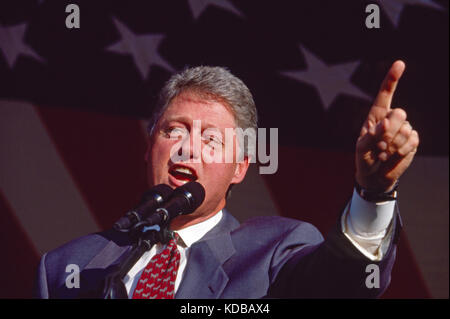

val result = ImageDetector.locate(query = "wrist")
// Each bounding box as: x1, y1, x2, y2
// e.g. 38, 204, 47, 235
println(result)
355, 179, 399, 203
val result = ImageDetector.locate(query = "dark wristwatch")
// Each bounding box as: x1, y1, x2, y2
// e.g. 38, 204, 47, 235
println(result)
355, 180, 399, 203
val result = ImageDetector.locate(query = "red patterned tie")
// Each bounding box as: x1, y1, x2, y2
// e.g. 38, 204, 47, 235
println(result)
132, 234, 181, 299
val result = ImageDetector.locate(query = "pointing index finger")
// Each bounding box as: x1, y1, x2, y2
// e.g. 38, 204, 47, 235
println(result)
373, 60, 406, 111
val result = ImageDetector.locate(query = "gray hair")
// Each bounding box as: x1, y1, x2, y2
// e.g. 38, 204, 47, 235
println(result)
147, 66, 258, 157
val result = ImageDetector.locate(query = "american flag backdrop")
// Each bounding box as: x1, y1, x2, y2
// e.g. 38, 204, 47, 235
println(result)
0, 0, 448, 298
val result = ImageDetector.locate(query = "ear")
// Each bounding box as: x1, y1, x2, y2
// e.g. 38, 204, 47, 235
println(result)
231, 156, 250, 184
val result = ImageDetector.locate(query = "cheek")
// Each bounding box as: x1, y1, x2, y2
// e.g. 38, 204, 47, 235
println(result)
150, 139, 174, 162
203, 163, 237, 188
147, 139, 174, 179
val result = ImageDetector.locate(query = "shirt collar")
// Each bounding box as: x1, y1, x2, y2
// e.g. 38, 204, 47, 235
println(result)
175, 210, 223, 248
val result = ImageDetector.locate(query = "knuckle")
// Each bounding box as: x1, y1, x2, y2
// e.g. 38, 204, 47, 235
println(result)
391, 108, 407, 121
397, 148, 407, 157
400, 124, 412, 137
394, 136, 406, 148
377, 140, 387, 150
388, 147, 397, 156
383, 132, 394, 141
398, 144, 412, 156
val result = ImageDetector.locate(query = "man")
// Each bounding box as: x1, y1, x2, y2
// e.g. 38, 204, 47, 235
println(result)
33, 61, 419, 298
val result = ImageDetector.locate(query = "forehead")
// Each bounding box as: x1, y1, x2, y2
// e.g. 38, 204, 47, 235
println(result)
160, 91, 237, 128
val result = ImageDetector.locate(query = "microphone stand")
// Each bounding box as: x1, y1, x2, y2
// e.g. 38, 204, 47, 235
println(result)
101, 222, 174, 299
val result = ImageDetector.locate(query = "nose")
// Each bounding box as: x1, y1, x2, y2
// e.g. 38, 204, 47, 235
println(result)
177, 121, 201, 163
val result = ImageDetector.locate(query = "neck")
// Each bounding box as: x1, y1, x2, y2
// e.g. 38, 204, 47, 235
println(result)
169, 199, 225, 230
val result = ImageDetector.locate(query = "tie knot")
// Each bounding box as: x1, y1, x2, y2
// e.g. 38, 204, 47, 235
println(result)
167, 232, 180, 249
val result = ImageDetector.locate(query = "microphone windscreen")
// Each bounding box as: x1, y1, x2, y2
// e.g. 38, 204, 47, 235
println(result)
139, 184, 173, 205
175, 181, 205, 213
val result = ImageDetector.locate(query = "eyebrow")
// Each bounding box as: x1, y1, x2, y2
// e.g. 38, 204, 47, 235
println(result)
162, 115, 232, 131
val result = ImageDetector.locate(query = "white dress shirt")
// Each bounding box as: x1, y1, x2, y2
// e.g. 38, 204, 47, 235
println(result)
123, 189, 396, 297
342, 189, 396, 261
123, 210, 223, 298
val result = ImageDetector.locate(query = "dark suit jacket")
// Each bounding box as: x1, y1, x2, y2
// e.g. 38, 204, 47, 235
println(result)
33, 208, 401, 298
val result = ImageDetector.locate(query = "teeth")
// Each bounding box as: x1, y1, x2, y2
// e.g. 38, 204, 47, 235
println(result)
174, 167, 193, 175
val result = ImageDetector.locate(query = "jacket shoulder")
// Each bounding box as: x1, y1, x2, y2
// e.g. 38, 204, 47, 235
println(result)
44, 232, 108, 270
44, 228, 129, 272
231, 215, 324, 247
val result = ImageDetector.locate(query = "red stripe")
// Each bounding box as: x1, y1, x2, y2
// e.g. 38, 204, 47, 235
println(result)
0, 190, 40, 298
36, 107, 149, 230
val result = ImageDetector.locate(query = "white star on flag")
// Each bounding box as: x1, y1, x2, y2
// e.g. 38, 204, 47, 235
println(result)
106, 17, 175, 79
187, 0, 244, 20
280, 46, 371, 111
0, 23, 45, 69
375, 0, 444, 28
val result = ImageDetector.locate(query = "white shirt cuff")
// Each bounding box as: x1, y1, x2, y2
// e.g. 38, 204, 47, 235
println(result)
341, 188, 396, 261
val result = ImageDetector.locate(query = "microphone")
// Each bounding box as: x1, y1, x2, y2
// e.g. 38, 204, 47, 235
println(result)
144, 181, 205, 227
113, 184, 173, 231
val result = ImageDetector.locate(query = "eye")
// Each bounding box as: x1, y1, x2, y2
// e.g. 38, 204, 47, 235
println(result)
202, 135, 223, 149
163, 126, 188, 140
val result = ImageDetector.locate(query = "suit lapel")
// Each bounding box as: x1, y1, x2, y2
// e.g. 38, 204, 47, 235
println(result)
79, 210, 239, 298
175, 210, 239, 299
84, 240, 131, 270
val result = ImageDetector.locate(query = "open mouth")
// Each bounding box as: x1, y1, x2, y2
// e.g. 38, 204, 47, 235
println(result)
169, 164, 198, 183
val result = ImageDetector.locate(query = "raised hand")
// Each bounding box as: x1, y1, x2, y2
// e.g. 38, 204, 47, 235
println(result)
355, 60, 419, 193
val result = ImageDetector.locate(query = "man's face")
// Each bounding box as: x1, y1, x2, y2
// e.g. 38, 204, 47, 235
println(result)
145, 91, 249, 229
